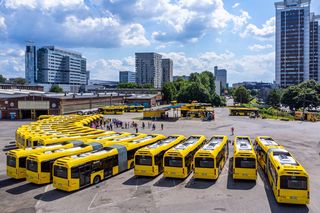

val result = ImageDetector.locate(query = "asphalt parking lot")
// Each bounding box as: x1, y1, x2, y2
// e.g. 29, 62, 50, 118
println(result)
1, 108, 320, 213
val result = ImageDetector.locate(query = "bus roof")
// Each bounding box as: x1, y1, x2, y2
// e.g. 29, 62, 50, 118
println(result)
146, 136, 180, 149
235, 137, 252, 151
268, 148, 299, 166
200, 136, 227, 151
257, 136, 279, 146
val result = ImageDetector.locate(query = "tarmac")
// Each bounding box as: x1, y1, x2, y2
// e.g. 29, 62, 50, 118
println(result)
0, 107, 320, 213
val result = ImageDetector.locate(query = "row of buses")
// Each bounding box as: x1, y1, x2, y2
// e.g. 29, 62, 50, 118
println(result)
7, 116, 309, 205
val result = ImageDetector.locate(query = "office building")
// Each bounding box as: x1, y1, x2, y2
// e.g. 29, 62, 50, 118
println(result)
25, 44, 37, 84
135, 53, 162, 89
119, 71, 136, 83
162, 59, 173, 84
275, 0, 320, 87
173, 75, 190, 81
214, 66, 227, 94
36, 46, 87, 85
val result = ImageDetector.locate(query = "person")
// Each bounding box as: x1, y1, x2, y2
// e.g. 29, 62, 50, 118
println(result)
231, 127, 234, 136
136, 127, 139, 133
161, 123, 164, 130
152, 123, 156, 131
142, 122, 145, 129
110, 123, 113, 131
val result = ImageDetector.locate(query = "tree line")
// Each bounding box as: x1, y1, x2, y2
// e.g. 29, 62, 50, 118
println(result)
163, 71, 226, 106
232, 80, 320, 111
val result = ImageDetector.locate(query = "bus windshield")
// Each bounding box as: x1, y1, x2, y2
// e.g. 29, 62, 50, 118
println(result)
27, 160, 38, 172
54, 166, 68, 179
195, 157, 214, 168
7, 156, 16, 167
164, 157, 183, 167
135, 156, 152, 166
280, 176, 307, 190
235, 157, 255, 168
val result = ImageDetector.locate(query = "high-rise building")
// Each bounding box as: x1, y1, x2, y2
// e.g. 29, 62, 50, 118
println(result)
135, 53, 162, 88
214, 66, 227, 92
162, 58, 173, 84
275, 0, 320, 87
25, 44, 37, 84
37, 46, 87, 85
119, 71, 136, 83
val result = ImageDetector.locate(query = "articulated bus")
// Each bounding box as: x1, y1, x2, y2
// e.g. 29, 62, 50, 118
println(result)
87, 132, 132, 142
52, 134, 165, 191
163, 135, 206, 179
134, 135, 186, 177
193, 135, 229, 180
26, 142, 104, 184
233, 136, 257, 180
6, 141, 85, 179
266, 148, 309, 204
37, 131, 116, 146
254, 136, 283, 173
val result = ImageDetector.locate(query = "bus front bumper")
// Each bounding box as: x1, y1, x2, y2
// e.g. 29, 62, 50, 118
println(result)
277, 196, 309, 205
163, 168, 188, 179
233, 172, 257, 180
53, 178, 78, 192
7, 167, 26, 179
134, 167, 157, 177
193, 169, 217, 180
26, 171, 51, 184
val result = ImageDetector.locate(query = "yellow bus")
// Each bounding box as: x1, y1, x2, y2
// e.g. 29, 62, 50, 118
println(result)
163, 135, 206, 179
52, 134, 165, 191
134, 135, 186, 177
6, 141, 85, 179
26, 142, 104, 184
193, 135, 229, 180
254, 136, 283, 173
265, 148, 309, 204
233, 136, 257, 180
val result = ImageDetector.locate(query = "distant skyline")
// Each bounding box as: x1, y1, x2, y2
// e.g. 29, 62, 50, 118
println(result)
0, 0, 320, 84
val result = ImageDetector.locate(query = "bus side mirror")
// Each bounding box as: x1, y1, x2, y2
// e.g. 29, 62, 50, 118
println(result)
277, 166, 280, 170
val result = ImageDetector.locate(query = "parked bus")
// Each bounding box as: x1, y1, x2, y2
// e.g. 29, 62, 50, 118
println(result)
52, 134, 165, 191
26, 142, 104, 184
193, 135, 229, 180
163, 135, 206, 179
6, 141, 85, 179
134, 135, 186, 177
233, 136, 257, 180
254, 136, 283, 172
266, 148, 309, 204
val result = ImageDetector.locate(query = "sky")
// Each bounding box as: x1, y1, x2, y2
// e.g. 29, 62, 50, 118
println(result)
0, 0, 320, 84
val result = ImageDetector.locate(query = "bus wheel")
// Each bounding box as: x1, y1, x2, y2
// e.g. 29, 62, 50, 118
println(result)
93, 176, 101, 184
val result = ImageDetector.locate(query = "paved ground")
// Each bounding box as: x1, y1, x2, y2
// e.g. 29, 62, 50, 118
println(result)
1, 108, 320, 213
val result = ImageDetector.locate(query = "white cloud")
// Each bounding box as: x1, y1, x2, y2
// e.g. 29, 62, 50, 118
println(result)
121, 23, 150, 46
249, 44, 273, 51
232, 3, 240, 9
241, 17, 275, 38
4, 0, 85, 10
0, 47, 25, 78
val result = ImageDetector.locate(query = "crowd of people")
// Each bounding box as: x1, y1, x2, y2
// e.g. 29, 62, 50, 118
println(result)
89, 118, 164, 133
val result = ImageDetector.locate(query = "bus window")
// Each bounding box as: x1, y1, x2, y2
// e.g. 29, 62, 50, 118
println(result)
7, 156, 16, 167
135, 156, 152, 166
71, 167, 79, 178
280, 176, 307, 190
19, 157, 26, 168
27, 160, 38, 172
235, 158, 256, 168
164, 157, 182, 167
195, 158, 214, 168
41, 161, 51, 173
54, 166, 68, 179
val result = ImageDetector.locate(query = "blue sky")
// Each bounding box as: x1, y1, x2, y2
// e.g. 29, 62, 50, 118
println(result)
0, 0, 319, 84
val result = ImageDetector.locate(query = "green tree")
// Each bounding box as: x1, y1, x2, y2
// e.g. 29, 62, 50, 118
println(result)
162, 82, 177, 102
173, 77, 188, 91
233, 86, 250, 104
200, 71, 215, 93
0, 74, 6, 83
49, 85, 64, 93
12, 78, 26, 85
177, 82, 211, 103
267, 89, 281, 108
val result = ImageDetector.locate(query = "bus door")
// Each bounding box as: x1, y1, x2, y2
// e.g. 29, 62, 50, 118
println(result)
155, 151, 165, 173
79, 164, 91, 187
103, 157, 113, 178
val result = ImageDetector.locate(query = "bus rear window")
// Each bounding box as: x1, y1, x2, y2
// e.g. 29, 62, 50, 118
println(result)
195, 157, 214, 168
235, 157, 256, 168
135, 156, 152, 166
7, 156, 16, 167
27, 160, 38, 172
164, 157, 182, 167
54, 166, 68, 179
280, 176, 307, 190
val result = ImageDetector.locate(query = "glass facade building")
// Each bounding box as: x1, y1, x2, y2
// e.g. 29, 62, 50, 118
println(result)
275, 0, 319, 87
119, 71, 136, 83
25, 45, 37, 84
162, 59, 173, 84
